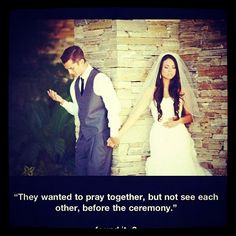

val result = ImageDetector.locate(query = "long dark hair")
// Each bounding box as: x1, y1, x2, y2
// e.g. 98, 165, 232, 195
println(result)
153, 54, 183, 121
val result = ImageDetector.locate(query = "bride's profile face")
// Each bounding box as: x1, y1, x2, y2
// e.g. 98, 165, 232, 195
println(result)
161, 58, 176, 80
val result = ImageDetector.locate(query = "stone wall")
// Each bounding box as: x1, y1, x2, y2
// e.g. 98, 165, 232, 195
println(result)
73, 19, 227, 176
113, 20, 182, 175
179, 20, 227, 175
50, 19, 227, 176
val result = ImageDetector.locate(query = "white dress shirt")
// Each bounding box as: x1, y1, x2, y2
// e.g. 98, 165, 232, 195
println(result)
61, 64, 121, 140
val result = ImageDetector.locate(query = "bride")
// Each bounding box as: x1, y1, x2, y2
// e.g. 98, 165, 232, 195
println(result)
107, 52, 212, 176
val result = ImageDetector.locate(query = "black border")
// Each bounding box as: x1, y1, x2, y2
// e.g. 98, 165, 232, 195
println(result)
3, 3, 235, 235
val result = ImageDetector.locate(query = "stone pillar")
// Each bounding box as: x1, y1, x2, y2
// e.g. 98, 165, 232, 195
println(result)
74, 19, 227, 176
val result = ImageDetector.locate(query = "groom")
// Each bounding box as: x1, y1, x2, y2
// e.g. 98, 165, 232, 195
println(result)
47, 45, 121, 176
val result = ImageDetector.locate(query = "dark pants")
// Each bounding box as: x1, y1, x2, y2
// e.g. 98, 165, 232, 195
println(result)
75, 129, 112, 176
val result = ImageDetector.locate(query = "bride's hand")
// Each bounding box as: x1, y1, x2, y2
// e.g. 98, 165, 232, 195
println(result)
163, 118, 179, 128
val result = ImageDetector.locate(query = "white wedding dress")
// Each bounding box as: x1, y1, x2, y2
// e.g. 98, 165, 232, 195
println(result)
145, 97, 212, 176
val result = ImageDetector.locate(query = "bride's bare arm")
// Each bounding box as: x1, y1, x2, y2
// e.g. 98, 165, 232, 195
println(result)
118, 86, 155, 138
107, 86, 155, 148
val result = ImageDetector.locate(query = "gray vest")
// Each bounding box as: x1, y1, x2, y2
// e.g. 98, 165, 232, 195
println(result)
74, 68, 109, 140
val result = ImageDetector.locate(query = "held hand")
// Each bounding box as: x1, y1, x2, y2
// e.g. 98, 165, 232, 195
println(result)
107, 137, 120, 149
47, 89, 64, 104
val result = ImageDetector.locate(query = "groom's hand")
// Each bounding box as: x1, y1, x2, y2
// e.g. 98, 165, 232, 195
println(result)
107, 137, 120, 149
47, 89, 64, 104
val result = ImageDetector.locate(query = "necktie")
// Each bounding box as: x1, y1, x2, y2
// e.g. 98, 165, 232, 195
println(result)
80, 77, 84, 95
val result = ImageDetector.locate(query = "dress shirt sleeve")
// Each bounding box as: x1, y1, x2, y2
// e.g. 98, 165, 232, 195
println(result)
60, 100, 77, 116
60, 80, 78, 116
94, 73, 121, 137
60, 80, 80, 140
